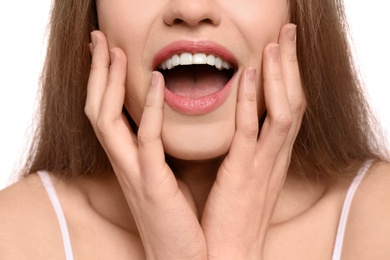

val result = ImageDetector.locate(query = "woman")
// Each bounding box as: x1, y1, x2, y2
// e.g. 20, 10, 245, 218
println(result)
0, 0, 389, 259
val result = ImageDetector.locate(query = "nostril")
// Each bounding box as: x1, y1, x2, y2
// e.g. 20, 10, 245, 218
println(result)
201, 18, 213, 24
172, 18, 212, 25
173, 18, 183, 25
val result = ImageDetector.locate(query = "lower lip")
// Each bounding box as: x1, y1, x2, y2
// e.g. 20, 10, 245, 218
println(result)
164, 73, 237, 115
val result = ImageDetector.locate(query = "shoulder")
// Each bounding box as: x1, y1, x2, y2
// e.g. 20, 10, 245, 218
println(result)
0, 174, 48, 229
342, 160, 390, 259
0, 173, 65, 259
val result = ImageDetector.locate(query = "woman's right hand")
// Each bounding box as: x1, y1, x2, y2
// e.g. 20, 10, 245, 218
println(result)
85, 31, 207, 260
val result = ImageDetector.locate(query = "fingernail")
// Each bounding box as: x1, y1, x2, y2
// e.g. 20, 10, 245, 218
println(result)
90, 31, 98, 49
151, 71, 160, 88
88, 43, 94, 54
286, 25, 297, 42
269, 44, 280, 61
246, 67, 256, 83
110, 49, 116, 64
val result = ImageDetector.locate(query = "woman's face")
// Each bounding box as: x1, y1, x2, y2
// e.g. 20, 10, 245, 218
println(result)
96, 0, 289, 160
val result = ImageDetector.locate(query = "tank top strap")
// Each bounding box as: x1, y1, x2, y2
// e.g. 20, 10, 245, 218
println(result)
332, 160, 374, 260
37, 171, 74, 260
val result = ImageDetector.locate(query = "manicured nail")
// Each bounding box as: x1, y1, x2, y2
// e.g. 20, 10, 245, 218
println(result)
90, 31, 98, 49
88, 43, 94, 54
246, 67, 256, 83
151, 71, 160, 88
286, 25, 297, 42
269, 44, 280, 61
110, 49, 116, 64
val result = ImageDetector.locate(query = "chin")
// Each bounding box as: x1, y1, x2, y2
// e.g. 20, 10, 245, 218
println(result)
161, 123, 235, 161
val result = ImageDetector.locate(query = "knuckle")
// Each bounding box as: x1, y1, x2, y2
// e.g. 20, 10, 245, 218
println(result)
273, 112, 293, 134
269, 72, 283, 82
217, 160, 237, 182
286, 52, 297, 63
84, 104, 101, 129
90, 61, 109, 71
95, 116, 112, 138
290, 97, 307, 116
243, 91, 257, 102
84, 105, 94, 121
107, 80, 125, 92
240, 120, 259, 138
137, 130, 156, 148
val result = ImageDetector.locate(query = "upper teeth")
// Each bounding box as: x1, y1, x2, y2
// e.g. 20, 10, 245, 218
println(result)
159, 53, 231, 70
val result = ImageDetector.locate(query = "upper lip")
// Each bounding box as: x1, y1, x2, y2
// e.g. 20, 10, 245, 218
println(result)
152, 40, 238, 70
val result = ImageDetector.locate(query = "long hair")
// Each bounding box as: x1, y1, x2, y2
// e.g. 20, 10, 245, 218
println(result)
289, 0, 386, 177
25, 0, 386, 178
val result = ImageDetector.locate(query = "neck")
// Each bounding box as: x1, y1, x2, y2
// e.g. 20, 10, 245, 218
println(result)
78, 155, 225, 231
168, 154, 225, 216
80, 155, 331, 232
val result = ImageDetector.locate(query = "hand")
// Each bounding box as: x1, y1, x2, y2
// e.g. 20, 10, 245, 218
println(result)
201, 23, 305, 259
85, 31, 207, 259
85, 22, 304, 259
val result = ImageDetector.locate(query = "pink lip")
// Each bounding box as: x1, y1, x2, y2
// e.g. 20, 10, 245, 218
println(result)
153, 41, 238, 115
164, 73, 237, 115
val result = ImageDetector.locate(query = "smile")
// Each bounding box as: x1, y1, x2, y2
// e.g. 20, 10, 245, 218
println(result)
158, 53, 232, 70
153, 41, 238, 115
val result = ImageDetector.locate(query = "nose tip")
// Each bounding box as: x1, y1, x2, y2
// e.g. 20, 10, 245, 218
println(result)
164, 0, 221, 27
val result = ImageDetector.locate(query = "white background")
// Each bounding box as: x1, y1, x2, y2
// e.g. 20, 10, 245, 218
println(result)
0, 1, 389, 189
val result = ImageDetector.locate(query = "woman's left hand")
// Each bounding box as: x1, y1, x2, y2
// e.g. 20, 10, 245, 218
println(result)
201, 23, 306, 259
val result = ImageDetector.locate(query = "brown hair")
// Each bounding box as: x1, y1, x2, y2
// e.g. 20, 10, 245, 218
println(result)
25, 0, 386, 178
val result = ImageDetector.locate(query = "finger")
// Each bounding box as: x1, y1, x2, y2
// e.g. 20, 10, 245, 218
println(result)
222, 67, 258, 177
95, 48, 139, 172
255, 43, 292, 167
137, 72, 168, 182
85, 31, 110, 121
268, 24, 305, 178
279, 23, 305, 145
264, 24, 306, 215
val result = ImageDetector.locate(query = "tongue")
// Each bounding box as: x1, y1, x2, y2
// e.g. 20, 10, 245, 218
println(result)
164, 65, 230, 98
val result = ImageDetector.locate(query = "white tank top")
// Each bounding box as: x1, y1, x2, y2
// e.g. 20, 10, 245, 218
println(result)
331, 160, 373, 259
37, 160, 373, 260
37, 171, 74, 260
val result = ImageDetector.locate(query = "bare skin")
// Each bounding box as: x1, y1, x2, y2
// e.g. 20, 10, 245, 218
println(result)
1, 161, 390, 259
1, 22, 390, 259
1, 0, 390, 258
82, 22, 306, 259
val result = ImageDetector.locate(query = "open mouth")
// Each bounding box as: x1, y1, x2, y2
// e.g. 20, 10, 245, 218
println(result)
157, 52, 236, 99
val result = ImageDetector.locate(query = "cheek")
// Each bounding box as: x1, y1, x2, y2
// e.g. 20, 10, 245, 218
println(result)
231, 1, 288, 117
227, 0, 289, 57
97, 1, 161, 62
123, 75, 150, 126
97, 8, 155, 126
